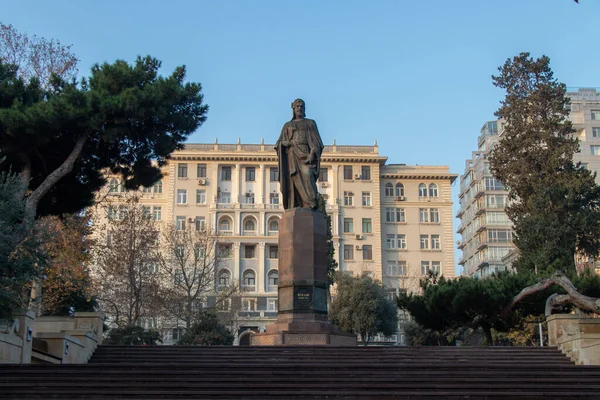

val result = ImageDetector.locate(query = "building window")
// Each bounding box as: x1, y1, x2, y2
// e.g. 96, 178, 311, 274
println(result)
245, 193, 255, 204
396, 208, 405, 222
362, 192, 371, 207
343, 218, 354, 233
270, 167, 279, 181
107, 206, 117, 220
178, 163, 188, 178
419, 208, 429, 223
244, 219, 256, 232
429, 183, 438, 197
268, 219, 279, 232
343, 245, 354, 260
386, 234, 397, 249
395, 183, 405, 197
219, 218, 231, 232
268, 270, 279, 286
152, 206, 162, 221
218, 192, 231, 204
593, 127, 600, 138
218, 244, 232, 258
142, 206, 151, 219
270, 192, 279, 204
385, 207, 395, 222
196, 189, 206, 204
245, 167, 255, 181
362, 218, 372, 233
431, 261, 441, 274
591, 145, 600, 156
267, 298, 278, 311
221, 166, 232, 181
421, 261, 431, 275
420, 235, 429, 249
361, 166, 371, 180
142, 186, 152, 193
176, 216, 186, 231
418, 183, 428, 197
430, 208, 440, 223
344, 191, 354, 206
398, 234, 407, 249
243, 270, 256, 289
387, 261, 407, 276
343, 165, 353, 180
384, 183, 394, 197
153, 180, 162, 194
195, 217, 206, 231
319, 168, 328, 182
431, 234, 441, 250
109, 178, 119, 193
177, 189, 187, 204
592, 110, 600, 120
197, 164, 207, 178
244, 245, 256, 259
269, 245, 279, 259
362, 245, 373, 260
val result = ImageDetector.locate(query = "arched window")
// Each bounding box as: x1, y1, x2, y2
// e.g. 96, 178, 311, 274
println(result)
268, 218, 279, 232
219, 218, 231, 232
109, 179, 119, 193
218, 270, 231, 288
418, 183, 427, 197
395, 183, 405, 197
243, 218, 256, 232
268, 270, 279, 289
243, 270, 256, 290
429, 183, 438, 197
384, 183, 394, 197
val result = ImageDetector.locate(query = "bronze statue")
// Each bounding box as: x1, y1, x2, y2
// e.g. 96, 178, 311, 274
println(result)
275, 99, 324, 209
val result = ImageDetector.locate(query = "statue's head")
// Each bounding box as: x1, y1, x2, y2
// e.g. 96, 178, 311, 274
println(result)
291, 98, 305, 120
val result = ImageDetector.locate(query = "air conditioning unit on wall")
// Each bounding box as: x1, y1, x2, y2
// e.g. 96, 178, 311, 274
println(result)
198, 179, 207, 185
355, 234, 362, 240
397, 196, 406, 201
321, 182, 328, 188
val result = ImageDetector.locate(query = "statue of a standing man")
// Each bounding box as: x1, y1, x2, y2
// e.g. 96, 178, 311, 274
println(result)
275, 99, 324, 210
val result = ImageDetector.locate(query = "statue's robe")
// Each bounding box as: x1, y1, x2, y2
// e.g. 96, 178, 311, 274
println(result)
275, 118, 324, 209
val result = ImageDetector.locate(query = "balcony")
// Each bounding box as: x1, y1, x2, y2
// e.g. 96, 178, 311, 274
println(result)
241, 204, 261, 209
242, 230, 258, 236
267, 285, 278, 293
216, 203, 235, 209
219, 230, 233, 236
456, 208, 465, 218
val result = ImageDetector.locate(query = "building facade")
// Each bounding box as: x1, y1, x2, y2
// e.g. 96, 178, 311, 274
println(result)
457, 88, 600, 277
95, 141, 457, 343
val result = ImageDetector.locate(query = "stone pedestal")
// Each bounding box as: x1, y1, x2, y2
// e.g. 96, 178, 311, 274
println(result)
252, 208, 356, 346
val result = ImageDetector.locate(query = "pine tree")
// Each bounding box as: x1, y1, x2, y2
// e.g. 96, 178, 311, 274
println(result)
489, 53, 600, 275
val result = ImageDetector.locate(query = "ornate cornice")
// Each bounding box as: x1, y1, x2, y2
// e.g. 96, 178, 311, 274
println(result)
381, 174, 458, 183
171, 155, 387, 164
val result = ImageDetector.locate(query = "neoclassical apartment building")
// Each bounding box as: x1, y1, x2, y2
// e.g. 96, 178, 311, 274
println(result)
98, 141, 457, 343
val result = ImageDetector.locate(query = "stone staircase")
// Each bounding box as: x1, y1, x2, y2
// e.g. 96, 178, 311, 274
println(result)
1, 345, 600, 399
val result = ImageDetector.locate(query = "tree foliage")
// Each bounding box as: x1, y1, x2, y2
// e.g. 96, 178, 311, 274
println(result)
37, 214, 96, 316
0, 171, 46, 320
0, 53, 208, 220
0, 22, 78, 89
489, 52, 600, 275
177, 312, 234, 346
317, 194, 338, 288
104, 325, 162, 345
398, 273, 536, 345
92, 195, 161, 327
329, 273, 397, 344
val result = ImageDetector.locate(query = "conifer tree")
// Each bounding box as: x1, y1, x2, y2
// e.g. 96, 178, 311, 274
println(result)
489, 53, 600, 275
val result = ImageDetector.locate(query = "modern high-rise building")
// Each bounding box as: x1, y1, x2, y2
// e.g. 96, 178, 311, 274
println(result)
457, 88, 600, 277
456, 121, 513, 278
94, 141, 457, 344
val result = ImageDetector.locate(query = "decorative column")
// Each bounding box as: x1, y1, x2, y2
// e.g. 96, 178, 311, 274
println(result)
258, 164, 265, 205
232, 242, 241, 283
258, 242, 266, 293
232, 164, 241, 204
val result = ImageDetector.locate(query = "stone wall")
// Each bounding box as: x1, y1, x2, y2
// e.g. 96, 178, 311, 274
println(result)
547, 314, 600, 365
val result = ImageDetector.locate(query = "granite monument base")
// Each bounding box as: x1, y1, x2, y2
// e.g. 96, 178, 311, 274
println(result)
251, 208, 357, 346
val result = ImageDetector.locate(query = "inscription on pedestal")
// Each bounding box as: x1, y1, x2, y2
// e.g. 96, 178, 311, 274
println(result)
294, 287, 313, 310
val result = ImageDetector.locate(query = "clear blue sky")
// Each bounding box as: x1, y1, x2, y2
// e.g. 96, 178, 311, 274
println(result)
3, 0, 598, 273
